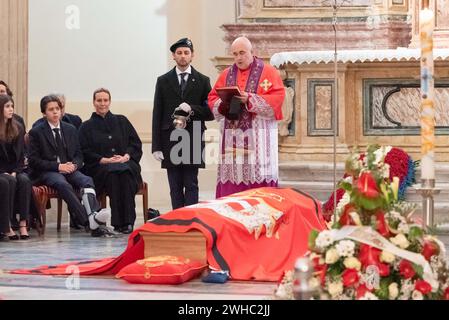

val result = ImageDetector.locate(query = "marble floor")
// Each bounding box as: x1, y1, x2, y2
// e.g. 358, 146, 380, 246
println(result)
1, 152, 449, 300
0, 218, 277, 300
2, 219, 448, 300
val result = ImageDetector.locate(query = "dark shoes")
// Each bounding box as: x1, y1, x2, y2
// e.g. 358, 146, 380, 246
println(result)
0, 233, 10, 242
147, 208, 161, 220
70, 223, 83, 230
8, 234, 19, 241
18, 226, 30, 240
115, 224, 134, 234
90, 225, 117, 238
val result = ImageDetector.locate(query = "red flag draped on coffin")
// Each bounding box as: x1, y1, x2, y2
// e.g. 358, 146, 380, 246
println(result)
10, 188, 327, 281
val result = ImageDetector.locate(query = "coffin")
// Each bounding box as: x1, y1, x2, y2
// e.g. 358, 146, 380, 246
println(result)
140, 230, 207, 264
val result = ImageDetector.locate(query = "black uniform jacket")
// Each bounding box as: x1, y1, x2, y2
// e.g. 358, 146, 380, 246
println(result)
152, 66, 213, 168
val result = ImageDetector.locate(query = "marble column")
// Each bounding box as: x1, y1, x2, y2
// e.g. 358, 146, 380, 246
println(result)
0, 0, 28, 123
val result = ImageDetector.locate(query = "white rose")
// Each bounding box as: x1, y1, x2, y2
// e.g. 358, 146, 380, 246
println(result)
388, 283, 399, 300
380, 251, 396, 264
344, 257, 361, 270
328, 281, 343, 298
412, 290, 424, 300
359, 292, 379, 300
390, 233, 410, 249
325, 248, 340, 264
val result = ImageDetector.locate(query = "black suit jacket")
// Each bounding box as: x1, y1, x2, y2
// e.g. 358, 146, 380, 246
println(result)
0, 124, 26, 174
13, 114, 26, 132
32, 113, 82, 130
28, 121, 83, 180
152, 66, 213, 168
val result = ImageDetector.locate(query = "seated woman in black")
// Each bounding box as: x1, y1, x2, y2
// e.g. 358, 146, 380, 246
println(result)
79, 88, 143, 234
0, 95, 32, 241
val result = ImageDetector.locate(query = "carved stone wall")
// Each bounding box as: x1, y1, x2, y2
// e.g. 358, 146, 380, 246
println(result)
0, 0, 28, 122
277, 60, 449, 162
221, 0, 411, 56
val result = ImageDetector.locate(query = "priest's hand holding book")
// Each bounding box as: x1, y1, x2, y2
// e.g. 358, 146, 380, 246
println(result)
233, 91, 249, 104
216, 86, 247, 120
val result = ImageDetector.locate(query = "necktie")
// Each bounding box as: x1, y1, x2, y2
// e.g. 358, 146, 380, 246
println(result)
179, 72, 187, 94
53, 128, 67, 164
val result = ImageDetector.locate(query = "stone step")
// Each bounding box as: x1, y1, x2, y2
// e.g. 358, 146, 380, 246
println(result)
279, 161, 346, 182
279, 161, 449, 183
279, 181, 449, 204
279, 181, 337, 202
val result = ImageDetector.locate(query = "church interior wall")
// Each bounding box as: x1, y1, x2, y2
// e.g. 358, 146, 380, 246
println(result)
24, 0, 236, 209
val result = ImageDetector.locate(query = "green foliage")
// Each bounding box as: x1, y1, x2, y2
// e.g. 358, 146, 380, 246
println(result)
308, 230, 319, 251
338, 181, 353, 192
413, 263, 424, 279
327, 260, 344, 279
375, 278, 391, 300
408, 226, 424, 241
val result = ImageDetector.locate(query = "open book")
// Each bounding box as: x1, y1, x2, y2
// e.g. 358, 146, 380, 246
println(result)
216, 86, 242, 104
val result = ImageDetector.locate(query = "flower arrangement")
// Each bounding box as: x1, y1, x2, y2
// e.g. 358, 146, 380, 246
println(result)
322, 146, 418, 222
274, 145, 449, 300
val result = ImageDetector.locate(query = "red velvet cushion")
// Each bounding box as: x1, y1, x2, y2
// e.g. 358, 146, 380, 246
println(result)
116, 255, 207, 284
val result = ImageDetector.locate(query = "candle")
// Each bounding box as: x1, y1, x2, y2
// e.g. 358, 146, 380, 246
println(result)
420, 6, 435, 181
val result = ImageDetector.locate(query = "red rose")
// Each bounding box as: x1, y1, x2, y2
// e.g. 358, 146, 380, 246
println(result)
358, 244, 381, 268
415, 280, 432, 295
378, 263, 390, 277
422, 240, 439, 262
317, 264, 328, 286
385, 148, 409, 183
375, 211, 390, 237
356, 284, 372, 299
399, 260, 416, 279
357, 171, 380, 199
312, 256, 327, 286
444, 287, 449, 300
342, 268, 360, 287
323, 188, 345, 220
339, 204, 358, 226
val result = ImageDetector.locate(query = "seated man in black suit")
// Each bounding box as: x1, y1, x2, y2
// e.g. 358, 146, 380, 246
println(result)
32, 94, 82, 229
28, 95, 113, 237
32, 94, 82, 130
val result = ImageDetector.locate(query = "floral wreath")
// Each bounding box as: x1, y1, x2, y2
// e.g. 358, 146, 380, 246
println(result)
274, 145, 449, 300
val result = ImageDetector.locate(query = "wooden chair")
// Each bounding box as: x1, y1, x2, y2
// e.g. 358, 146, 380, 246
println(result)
32, 185, 64, 235
32, 181, 149, 235
98, 181, 149, 223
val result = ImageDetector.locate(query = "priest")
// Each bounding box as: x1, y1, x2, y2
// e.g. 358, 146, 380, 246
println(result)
208, 36, 285, 198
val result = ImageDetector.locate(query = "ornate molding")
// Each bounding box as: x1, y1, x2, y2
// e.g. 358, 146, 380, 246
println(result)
221, 21, 411, 57
237, 0, 408, 20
